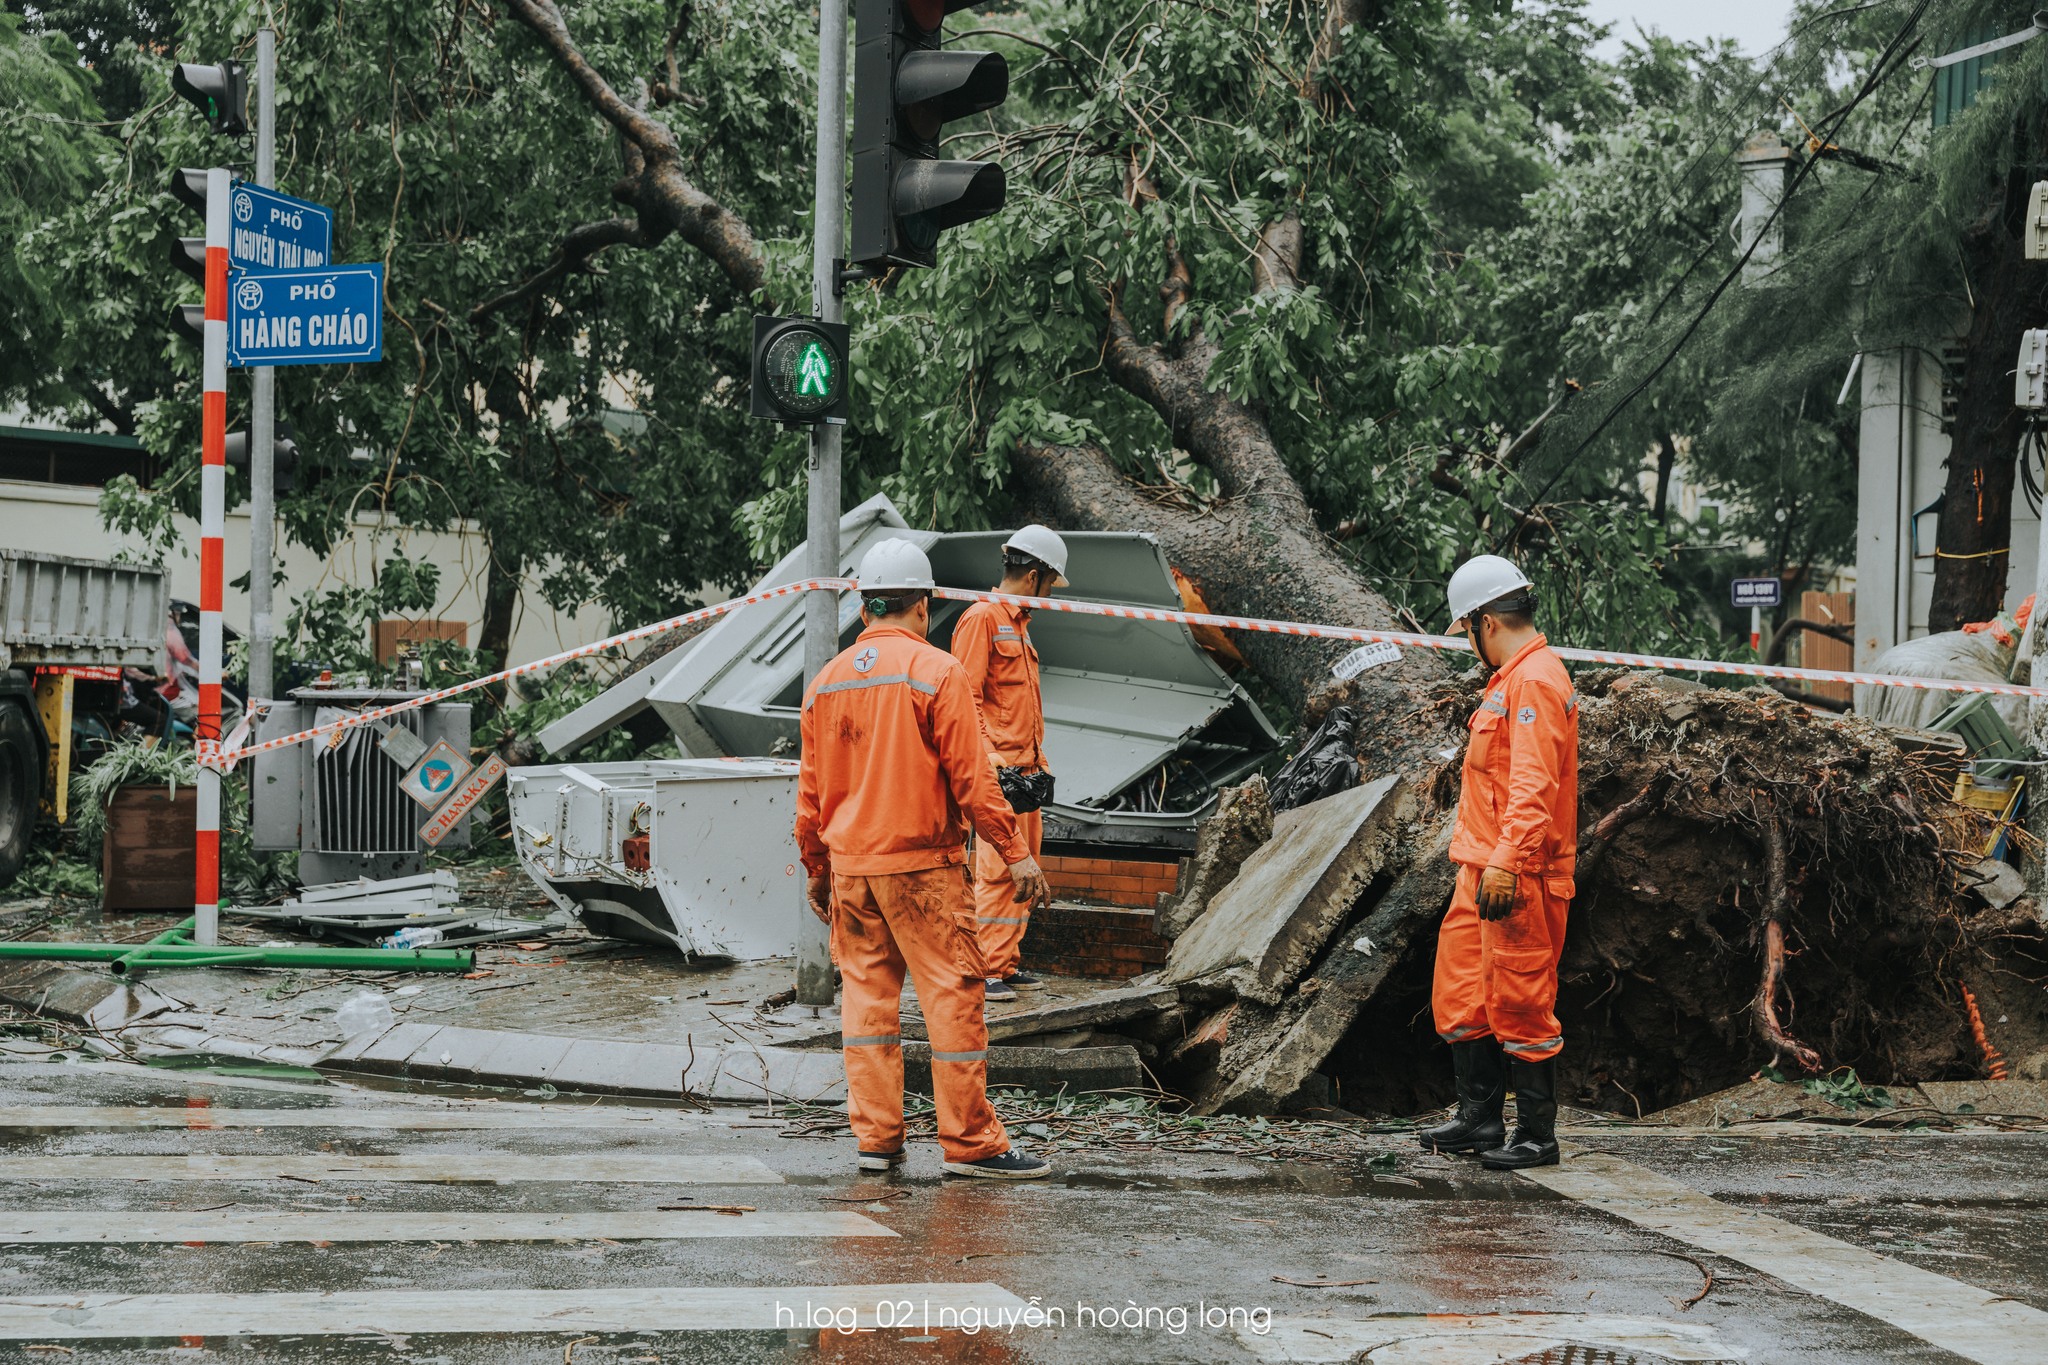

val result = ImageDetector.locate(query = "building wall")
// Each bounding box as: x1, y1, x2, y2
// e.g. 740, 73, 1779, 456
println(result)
0, 478, 613, 672
1854, 349, 2042, 665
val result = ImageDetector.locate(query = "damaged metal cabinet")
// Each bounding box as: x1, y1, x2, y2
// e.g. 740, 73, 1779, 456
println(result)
251, 686, 471, 885
539, 493, 1281, 846
507, 757, 801, 959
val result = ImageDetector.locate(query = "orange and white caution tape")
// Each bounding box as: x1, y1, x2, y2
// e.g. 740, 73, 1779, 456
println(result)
207, 578, 843, 770
943, 587, 2048, 700
205, 577, 2048, 771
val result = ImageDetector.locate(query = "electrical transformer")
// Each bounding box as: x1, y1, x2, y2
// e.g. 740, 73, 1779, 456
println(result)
251, 685, 472, 884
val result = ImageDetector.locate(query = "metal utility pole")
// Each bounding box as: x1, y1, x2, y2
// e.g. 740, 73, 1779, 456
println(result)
248, 27, 278, 706
796, 0, 848, 1009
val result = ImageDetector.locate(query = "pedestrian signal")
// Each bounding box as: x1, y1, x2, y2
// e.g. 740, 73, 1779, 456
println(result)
750, 316, 851, 425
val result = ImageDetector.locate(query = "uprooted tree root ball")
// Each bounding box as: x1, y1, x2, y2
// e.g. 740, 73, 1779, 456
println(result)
1290, 670, 2048, 1118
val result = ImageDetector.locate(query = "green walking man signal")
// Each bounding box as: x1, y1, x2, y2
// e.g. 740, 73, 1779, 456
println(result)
750, 315, 851, 425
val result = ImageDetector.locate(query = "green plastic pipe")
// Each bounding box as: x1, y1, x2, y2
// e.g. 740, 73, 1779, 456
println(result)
0, 921, 473, 976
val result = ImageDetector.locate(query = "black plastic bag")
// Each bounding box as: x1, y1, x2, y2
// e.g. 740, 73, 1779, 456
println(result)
1269, 705, 1360, 812
998, 766, 1056, 813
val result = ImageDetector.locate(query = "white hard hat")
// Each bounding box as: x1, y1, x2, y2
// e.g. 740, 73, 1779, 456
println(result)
1446, 554, 1533, 627
856, 538, 936, 592
1003, 524, 1070, 586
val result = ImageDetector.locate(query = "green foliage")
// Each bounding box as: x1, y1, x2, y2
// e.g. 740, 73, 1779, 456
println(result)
14, 0, 1995, 702
68, 737, 199, 848
282, 552, 445, 679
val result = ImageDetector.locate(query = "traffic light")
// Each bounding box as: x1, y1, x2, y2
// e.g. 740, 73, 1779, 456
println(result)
750, 316, 851, 424
225, 425, 300, 493
850, 0, 1008, 271
171, 60, 248, 136
167, 168, 216, 345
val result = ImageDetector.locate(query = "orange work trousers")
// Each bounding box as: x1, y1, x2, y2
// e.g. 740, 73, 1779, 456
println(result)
971, 805, 1042, 980
1431, 864, 1569, 1062
831, 866, 1011, 1164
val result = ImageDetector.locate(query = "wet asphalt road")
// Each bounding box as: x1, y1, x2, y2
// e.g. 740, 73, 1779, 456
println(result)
0, 1057, 2041, 1363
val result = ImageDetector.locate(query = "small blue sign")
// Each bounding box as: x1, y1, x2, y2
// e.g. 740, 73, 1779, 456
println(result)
228, 265, 384, 368
229, 181, 333, 272
1731, 577, 1782, 608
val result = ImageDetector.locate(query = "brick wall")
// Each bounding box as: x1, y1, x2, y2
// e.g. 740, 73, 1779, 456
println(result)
1040, 854, 1180, 909
1019, 903, 1170, 980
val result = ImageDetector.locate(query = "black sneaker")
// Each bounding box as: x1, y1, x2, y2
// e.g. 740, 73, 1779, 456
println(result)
1004, 971, 1044, 990
857, 1149, 906, 1172
983, 976, 1017, 1002
943, 1149, 1052, 1179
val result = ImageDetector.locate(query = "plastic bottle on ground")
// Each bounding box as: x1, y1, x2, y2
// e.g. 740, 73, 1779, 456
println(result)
335, 991, 394, 1038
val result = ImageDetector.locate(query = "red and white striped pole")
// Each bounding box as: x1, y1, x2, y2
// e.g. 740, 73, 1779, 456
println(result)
196, 165, 231, 947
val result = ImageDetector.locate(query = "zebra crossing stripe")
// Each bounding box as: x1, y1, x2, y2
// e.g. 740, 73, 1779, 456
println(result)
0, 1153, 780, 1184
0, 1105, 705, 1131
0, 1210, 889, 1244
1524, 1150, 2048, 1365
0, 1283, 1027, 1340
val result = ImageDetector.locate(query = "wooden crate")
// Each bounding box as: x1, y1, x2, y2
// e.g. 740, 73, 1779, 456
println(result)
100, 785, 196, 911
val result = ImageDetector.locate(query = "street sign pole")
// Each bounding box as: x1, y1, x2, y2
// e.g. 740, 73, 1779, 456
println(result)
1751, 605, 1762, 655
196, 165, 231, 948
797, 0, 848, 1010
248, 27, 277, 709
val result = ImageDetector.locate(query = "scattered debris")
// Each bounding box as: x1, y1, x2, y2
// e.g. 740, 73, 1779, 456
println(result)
1647, 1249, 1716, 1310
229, 872, 564, 950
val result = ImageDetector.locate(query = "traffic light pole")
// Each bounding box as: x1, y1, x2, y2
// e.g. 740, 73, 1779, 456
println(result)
196, 166, 232, 948
248, 27, 277, 707
797, 0, 849, 1009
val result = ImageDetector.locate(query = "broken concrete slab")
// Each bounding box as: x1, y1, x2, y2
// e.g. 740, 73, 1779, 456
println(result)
1917, 1079, 2048, 1118
1163, 774, 1413, 1007
987, 983, 1177, 1043
904, 1043, 1143, 1096
876, 982, 1179, 1047
0, 965, 182, 1033
1642, 1076, 1932, 1127
316, 1024, 846, 1104
1156, 776, 1273, 939
1191, 823, 1456, 1115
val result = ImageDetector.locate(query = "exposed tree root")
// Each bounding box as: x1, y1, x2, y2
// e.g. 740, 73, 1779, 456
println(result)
1578, 772, 1672, 881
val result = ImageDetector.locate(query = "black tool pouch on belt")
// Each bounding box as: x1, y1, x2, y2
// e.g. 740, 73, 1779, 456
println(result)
998, 767, 1055, 813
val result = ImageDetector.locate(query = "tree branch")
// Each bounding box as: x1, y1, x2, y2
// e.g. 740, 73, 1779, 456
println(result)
504, 0, 677, 153
469, 216, 657, 326
499, 0, 770, 305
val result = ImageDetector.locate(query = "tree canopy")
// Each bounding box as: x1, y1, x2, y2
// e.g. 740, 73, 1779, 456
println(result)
2, 0, 2038, 710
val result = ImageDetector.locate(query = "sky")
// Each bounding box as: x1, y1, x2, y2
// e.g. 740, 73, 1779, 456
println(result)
1582, 0, 1796, 60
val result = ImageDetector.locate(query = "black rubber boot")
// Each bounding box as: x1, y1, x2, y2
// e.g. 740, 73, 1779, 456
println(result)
1416, 1039, 1506, 1154
1481, 1055, 1560, 1169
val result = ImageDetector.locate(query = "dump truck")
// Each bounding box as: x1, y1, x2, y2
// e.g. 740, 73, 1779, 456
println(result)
0, 550, 170, 887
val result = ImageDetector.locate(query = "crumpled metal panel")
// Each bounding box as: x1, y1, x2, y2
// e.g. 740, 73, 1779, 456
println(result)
547, 494, 1280, 820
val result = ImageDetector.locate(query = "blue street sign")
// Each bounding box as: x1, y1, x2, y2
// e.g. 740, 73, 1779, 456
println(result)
228, 265, 384, 368
229, 181, 332, 272
1731, 577, 1782, 608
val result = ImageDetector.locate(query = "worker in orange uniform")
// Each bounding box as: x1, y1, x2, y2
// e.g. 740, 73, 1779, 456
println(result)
951, 524, 1069, 1003
796, 537, 1056, 1179
1418, 554, 1578, 1170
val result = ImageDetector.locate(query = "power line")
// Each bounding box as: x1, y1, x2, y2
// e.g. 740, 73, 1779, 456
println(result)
1505, 0, 1934, 534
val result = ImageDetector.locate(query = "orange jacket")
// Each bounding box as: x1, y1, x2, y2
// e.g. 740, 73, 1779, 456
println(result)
1448, 634, 1579, 883
949, 598, 1047, 769
796, 623, 1028, 877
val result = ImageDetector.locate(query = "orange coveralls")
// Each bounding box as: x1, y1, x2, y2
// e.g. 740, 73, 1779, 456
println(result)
951, 598, 1048, 980
796, 622, 1031, 1163
1433, 634, 1579, 1063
